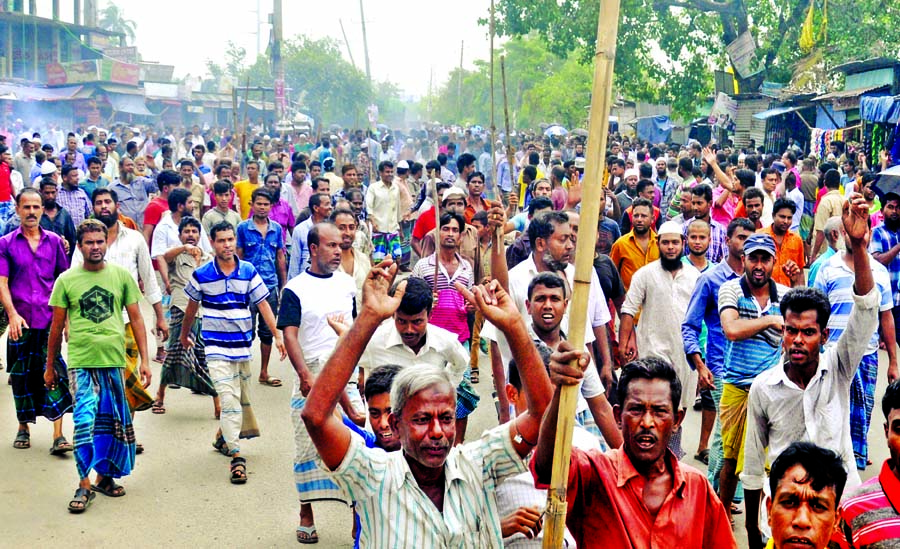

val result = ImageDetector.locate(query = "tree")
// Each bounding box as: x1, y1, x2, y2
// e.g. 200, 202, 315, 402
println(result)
98, 4, 136, 45
491, 0, 900, 120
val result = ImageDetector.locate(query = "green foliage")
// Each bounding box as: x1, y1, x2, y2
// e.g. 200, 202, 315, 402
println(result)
98, 4, 136, 45
422, 36, 590, 128
491, 0, 900, 120
205, 36, 403, 128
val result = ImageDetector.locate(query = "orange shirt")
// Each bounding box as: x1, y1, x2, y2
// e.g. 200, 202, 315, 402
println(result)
532, 448, 737, 549
463, 196, 490, 224
610, 230, 659, 290
759, 225, 805, 286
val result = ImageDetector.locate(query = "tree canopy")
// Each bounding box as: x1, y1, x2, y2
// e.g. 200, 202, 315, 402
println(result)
205, 36, 404, 128
491, 0, 900, 119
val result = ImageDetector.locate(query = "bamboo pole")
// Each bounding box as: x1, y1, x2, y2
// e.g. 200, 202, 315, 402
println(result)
489, 0, 497, 201
541, 0, 622, 546
500, 56, 517, 210
431, 168, 441, 296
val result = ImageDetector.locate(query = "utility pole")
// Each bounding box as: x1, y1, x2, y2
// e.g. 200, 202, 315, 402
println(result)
339, 19, 357, 69
358, 0, 372, 86
272, 0, 284, 121
458, 40, 464, 123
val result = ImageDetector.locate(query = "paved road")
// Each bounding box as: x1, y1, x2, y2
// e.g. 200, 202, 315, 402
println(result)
0, 308, 892, 547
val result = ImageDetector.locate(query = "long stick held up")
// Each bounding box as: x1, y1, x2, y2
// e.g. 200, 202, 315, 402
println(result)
541, 0, 622, 546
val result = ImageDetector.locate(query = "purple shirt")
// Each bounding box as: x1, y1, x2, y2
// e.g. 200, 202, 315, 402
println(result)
269, 198, 294, 245
0, 227, 69, 329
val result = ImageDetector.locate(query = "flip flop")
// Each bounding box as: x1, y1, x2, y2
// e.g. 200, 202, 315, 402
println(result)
50, 436, 73, 455
296, 525, 319, 544
470, 368, 480, 384
92, 477, 126, 497
694, 449, 709, 465
151, 401, 166, 415
13, 430, 30, 449
258, 377, 282, 387
68, 487, 95, 513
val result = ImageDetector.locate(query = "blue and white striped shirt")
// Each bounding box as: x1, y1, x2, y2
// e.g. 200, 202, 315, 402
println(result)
718, 277, 789, 388
869, 224, 900, 306
184, 258, 269, 361
813, 252, 893, 355
325, 423, 525, 548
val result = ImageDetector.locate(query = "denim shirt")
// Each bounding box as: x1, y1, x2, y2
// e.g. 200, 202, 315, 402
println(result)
236, 218, 284, 288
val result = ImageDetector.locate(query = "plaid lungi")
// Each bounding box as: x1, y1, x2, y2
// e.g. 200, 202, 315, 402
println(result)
123, 323, 154, 412
399, 219, 414, 268
8, 328, 72, 423
161, 307, 216, 397
70, 368, 135, 480
850, 352, 879, 469
291, 357, 345, 503
800, 201, 815, 241
371, 231, 401, 263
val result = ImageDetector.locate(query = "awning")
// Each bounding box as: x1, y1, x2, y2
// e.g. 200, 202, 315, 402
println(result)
107, 92, 153, 116
813, 84, 890, 102
0, 83, 85, 101
860, 95, 900, 124
753, 105, 803, 120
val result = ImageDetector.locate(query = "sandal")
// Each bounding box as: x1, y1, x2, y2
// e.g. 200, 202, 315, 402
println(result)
68, 487, 95, 514
92, 476, 126, 497
230, 457, 247, 484
151, 401, 166, 415
136, 443, 144, 455
153, 350, 167, 364
13, 430, 30, 449
296, 525, 319, 544
694, 449, 709, 465
258, 376, 282, 387
50, 436, 73, 455
731, 503, 743, 515
470, 368, 480, 384
213, 435, 230, 456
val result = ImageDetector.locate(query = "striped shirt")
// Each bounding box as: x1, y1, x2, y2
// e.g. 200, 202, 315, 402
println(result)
411, 253, 473, 343
184, 258, 269, 361
839, 460, 900, 548
869, 224, 900, 306
325, 423, 525, 548
813, 252, 893, 355
718, 277, 789, 387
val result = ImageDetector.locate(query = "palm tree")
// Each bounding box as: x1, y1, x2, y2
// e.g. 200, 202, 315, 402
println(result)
98, 4, 136, 46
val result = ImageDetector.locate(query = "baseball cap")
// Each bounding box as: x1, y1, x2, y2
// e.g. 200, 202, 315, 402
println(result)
441, 187, 466, 203
743, 233, 776, 257
657, 221, 682, 237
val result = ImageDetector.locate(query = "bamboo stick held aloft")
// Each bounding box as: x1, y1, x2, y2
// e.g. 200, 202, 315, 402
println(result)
541, 0, 622, 546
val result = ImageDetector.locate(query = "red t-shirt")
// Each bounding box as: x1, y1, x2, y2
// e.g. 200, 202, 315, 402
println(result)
412, 206, 437, 240
144, 197, 168, 228
0, 162, 11, 202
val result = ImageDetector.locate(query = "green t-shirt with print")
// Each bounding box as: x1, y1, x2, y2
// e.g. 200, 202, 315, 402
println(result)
49, 263, 141, 369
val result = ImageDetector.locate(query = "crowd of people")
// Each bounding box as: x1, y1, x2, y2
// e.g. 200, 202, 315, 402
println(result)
4, 121, 900, 549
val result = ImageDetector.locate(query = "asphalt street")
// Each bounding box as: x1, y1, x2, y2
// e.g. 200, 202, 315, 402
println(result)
0, 305, 892, 548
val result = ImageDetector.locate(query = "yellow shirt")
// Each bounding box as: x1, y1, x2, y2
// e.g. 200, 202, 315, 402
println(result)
234, 179, 260, 220
517, 167, 545, 205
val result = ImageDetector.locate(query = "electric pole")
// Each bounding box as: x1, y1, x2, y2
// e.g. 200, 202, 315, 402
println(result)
272, 0, 284, 121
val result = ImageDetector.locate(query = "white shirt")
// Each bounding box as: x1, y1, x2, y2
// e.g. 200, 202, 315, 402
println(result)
149, 211, 212, 259
787, 187, 804, 231
280, 269, 357, 362
357, 320, 469, 387
483, 255, 609, 377
365, 179, 401, 234
620, 260, 700, 408
741, 286, 881, 492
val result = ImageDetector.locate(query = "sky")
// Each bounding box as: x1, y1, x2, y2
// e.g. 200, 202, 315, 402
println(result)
103, 0, 497, 99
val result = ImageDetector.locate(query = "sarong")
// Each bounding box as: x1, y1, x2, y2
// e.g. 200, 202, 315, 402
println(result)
161, 307, 216, 396
123, 323, 154, 412
70, 368, 135, 479
850, 352, 879, 469
707, 376, 743, 502
800, 201, 814, 241
371, 231, 401, 263
8, 328, 72, 423
291, 357, 345, 503
720, 383, 750, 473
208, 359, 259, 456
399, 219, 414, 268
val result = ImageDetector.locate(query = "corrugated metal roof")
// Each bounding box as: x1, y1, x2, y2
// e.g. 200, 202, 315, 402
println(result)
813, 84, 890, 101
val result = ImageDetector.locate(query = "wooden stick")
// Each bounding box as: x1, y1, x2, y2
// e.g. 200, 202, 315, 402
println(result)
489, 0, 496, 202
541, 0, 622, 546
500, 56, 517, 211
430, 169, 441, 296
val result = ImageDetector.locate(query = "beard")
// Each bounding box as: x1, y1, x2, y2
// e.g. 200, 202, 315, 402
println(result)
96, 211, 118, 228
120, 171, 134, 184
542, 250, 568, 272
633, 224, 649, 236
43, 199, 56, 210
270, 189, 281, 202
660, 255, 682, 272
